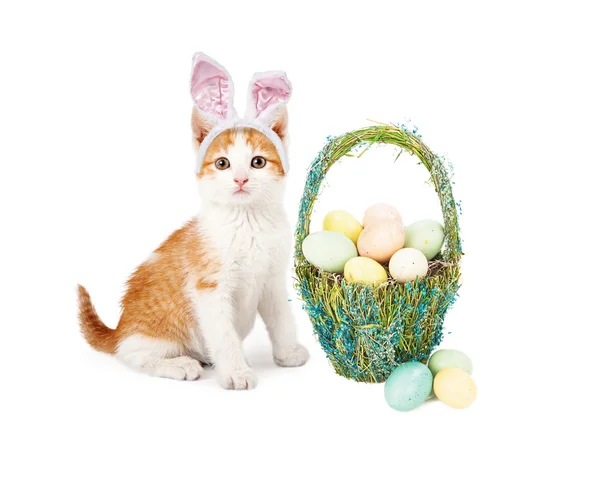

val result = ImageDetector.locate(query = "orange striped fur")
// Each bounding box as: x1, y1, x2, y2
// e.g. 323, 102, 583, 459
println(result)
78, 219, 220, 353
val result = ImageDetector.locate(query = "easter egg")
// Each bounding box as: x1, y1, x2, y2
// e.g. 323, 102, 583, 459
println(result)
388, 248, 429, 283
428, 349, 473, 378
323, 210, 363, 244
344, 257, 388, 286
433, 368, 477, 409
404, 219, 445, 260
363, 203, 403, 228
384, 362, 433, 412
302, 231, 358, 273
357, 221, 405, 264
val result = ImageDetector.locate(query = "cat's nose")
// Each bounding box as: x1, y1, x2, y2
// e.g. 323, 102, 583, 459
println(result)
234, 177, 249, 187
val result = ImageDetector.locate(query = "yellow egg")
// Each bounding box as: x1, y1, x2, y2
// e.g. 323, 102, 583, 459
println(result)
363, 203, 403, 228
344, 257, 388, 286
433, 368, 477, 409
357, 220, 405, 264
323, 210, 363, 245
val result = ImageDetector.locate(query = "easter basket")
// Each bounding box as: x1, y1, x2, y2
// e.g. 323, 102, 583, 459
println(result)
294, 124, 463, 383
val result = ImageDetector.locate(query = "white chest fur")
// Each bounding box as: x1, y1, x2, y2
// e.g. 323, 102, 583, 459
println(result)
197, 204, 290, 337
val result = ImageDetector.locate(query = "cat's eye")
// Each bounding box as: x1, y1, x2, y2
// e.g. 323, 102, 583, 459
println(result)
251, 156, 267, 169
215, 157, 230, 170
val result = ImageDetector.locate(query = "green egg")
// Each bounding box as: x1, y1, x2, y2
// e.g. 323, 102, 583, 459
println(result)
428, 349, 473, 378
384, 362, 433, 412
302, 231, 358, 273
404, 220, 445, 260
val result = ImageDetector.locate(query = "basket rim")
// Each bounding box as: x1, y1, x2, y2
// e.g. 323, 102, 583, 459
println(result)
295, 259, 460, 290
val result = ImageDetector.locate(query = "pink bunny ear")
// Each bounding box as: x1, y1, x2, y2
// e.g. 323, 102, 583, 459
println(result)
246, 72, 292, 122
190, 53, 234, 121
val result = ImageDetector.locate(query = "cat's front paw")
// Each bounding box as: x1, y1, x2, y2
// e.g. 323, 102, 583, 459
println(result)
218, 368, 258, 390
274, 344, 310, 368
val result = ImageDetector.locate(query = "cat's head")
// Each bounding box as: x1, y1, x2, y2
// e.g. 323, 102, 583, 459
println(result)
192, 108, 288, 205
189, 53, 291, 206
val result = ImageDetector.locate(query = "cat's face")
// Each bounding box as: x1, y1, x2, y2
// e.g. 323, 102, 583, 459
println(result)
197, 127, 285, 205
192, 107, 288, 206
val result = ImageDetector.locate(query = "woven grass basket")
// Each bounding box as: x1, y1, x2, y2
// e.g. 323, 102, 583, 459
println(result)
294, 124, 463, 383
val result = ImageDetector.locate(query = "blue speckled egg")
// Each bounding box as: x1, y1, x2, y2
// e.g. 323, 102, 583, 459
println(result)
384, 362, 433, 412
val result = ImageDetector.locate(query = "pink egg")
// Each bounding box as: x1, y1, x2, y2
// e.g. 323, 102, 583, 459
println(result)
357, 220, 405, 263
363, 203, 403, 228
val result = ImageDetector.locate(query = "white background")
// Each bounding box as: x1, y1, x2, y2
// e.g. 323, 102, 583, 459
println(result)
1, 1, 598, 478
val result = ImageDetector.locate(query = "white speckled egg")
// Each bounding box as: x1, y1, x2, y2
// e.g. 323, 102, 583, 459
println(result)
302, 231, 358, 273
404, 220, 445, 260
357, 220, 405, 264
389, 248, 429, 283
362, 203, 403, 228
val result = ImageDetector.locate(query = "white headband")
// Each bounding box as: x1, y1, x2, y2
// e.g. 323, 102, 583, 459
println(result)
190, 52, 292, 173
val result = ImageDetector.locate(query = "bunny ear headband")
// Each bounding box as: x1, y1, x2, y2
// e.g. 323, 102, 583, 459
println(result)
190, 52, 292, 173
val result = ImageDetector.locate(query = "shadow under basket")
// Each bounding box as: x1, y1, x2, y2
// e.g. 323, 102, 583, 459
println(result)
294, 124, 463, 383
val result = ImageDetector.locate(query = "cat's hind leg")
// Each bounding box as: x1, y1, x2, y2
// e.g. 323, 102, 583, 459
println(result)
116, 334, 203, 381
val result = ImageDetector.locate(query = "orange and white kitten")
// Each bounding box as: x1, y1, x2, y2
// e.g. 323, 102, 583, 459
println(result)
77, 105, 308, 389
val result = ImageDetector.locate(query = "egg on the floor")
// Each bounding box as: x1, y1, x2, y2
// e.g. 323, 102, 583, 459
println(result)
433, 368, 477, 409
428, 349, 473, 378
384, 362, 433, 412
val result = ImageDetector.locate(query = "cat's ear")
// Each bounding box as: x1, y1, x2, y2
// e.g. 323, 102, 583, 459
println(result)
246, 72, 292, 126
269, 105, 289, 147
191, 107, 216, 152
190, 52, 235, 122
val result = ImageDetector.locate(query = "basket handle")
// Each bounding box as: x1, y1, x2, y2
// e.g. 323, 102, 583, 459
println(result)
294, 124, 463, 264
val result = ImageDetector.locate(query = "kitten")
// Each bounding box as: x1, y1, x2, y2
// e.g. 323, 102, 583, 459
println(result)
77, 55, 308, 389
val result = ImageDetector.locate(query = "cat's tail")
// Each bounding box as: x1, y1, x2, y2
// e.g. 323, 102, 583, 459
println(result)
77, 284, 118, 354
